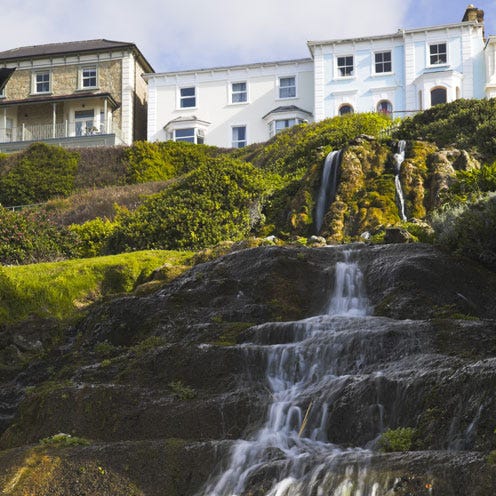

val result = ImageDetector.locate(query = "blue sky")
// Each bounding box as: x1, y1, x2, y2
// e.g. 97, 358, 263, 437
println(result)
0, 0, 494, 72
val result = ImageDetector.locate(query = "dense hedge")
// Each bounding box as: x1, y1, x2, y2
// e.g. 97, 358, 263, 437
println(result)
394, 98, 496, 162
124, 140, 222, 183
0, 143, 79, 206
106, 156, 271, 252
0, 207, 76, 265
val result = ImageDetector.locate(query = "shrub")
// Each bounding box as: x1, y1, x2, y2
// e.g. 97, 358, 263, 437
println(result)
0, 207, 76, 264
39, 433, 91, 447
106, 156, 271, 251
379, 427, 416, 452
233, 113, 392, 178
0, 143, 79, 206
431, 194, 496, 271
69, 218, 117, 258
394, 98, 496, 162
124, 140, 220, 183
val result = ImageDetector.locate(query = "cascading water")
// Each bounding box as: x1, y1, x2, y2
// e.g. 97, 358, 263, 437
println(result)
315, 150, 342, 233
199, 248, 375, 496
393, 140, 407, 221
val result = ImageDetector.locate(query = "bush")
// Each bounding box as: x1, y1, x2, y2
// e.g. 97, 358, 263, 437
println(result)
106, 156, 271, 252
69, 218, 117, 258
233, 113, 391, 179
0, 143, 79, 206
379, 427, 416, 452
124, 140, 221, 183
431, 194, 496, 271
394, 98, 496, 162
0, 207, 76, 264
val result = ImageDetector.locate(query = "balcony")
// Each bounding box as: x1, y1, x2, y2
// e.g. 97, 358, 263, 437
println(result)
0, 120, 124, 152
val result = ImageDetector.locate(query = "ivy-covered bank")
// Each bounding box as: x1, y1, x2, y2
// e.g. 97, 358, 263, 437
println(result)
0, 100, 496, 273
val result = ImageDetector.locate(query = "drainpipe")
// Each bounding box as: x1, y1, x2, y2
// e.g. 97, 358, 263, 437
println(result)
2, 108, 6, 142
52, 103, 57, 138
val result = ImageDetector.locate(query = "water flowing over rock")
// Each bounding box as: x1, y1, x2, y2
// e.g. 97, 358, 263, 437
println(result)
314, 150, 341, 233
393, 140, 407, 221
1, 244, 496, 495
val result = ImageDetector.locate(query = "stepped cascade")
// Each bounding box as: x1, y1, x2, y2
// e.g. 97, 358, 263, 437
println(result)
393, 140, 407, 221
200, 248, 372, 495
315, 150, 342, 233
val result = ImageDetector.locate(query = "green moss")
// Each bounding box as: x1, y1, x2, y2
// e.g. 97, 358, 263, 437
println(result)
38, 433, 91, 448
379, 427, 417, 452
168, 380, 197, 400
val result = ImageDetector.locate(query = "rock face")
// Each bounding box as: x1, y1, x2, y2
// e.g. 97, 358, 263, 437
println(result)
0, 244, 496, 494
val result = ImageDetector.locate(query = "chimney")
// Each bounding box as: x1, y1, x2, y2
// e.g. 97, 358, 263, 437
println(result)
462, 4, 484, 23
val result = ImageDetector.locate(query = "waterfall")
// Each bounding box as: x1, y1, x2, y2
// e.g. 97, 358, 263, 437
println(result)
315, 150, 342, 233
199, 248, 371, 496
393, 140, 407, 222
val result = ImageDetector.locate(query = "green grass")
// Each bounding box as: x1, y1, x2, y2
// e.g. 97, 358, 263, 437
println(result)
0, 250, 193, 323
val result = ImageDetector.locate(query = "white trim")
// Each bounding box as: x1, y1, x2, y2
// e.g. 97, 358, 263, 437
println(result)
335, 54, 355, 79
372, 49, 393, 75
31, 69, 51, 94
276, 75, 297, 100
177, 85, 198, 110
228, 80, 249, 105
427, 41, 449, 67
78, 64, 99, 90
231, 124, 247, 148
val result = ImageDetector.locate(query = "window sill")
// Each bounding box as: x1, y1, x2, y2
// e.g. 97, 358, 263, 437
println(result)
371, 72, 395, 77
427, 63, 450, 69
276, 96, 298, 101
228, 101, 249, 106
76, 87, 100, 92
176, 106, 198, 111
30, 92, 52, 96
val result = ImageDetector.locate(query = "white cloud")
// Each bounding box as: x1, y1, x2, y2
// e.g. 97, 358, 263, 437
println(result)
0, 0, 414, 71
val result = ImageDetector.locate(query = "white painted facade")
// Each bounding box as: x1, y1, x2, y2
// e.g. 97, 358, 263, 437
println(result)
146, 5, 491, 148
484, 36, 496, 98
145, 59, 314, 147
309, 20, 485, 120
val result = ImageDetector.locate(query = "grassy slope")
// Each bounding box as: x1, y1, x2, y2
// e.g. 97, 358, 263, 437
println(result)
0, 250, 193, 323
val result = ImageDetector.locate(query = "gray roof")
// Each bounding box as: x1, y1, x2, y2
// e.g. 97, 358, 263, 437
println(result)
263, 105, 313, 120
0, 39, 154, 72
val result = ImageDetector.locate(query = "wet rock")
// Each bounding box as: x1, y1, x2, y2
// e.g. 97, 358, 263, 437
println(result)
384, 227, 413, 244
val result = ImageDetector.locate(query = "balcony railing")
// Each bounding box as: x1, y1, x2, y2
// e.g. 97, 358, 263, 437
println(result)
0, 120, 123, 145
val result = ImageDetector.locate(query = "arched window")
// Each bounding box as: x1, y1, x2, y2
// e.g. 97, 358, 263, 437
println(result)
377, 100, 393, 115
339, 104, 354, 116
431, 87, 447, 106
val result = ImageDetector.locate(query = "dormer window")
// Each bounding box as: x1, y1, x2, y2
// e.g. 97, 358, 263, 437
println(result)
430, 43, 447, 65
34, 71, 50, 93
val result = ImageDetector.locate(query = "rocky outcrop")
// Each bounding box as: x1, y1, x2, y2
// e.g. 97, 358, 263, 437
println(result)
0, 244, 496, 494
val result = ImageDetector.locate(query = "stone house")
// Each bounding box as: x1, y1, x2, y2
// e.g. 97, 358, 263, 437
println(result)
0, 39, 153, 151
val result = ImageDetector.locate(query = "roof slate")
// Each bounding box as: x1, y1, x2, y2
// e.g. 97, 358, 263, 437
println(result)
0, 39, 133, 60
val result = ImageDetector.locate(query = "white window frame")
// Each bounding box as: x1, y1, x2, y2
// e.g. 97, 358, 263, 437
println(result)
172, 127, 205, 144
178, 86, 197, 109
79, 65, 98, 89
230, 81, 248, 104
32, 70, 51, 94
231, 125, 247, 148
336, 55, 354, 78
373, 50, 393, 75
428, 42, 448, 66
277, 76, 297, 99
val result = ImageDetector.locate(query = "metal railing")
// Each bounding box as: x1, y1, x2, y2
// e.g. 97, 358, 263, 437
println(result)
0, 120, 123, 144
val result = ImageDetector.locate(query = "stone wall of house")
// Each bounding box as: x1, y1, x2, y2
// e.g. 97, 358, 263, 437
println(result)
3, 58, 124, 132
133, 59, 149, 141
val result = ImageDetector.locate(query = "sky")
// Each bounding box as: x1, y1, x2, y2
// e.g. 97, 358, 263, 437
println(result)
1, 0, 495, 72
